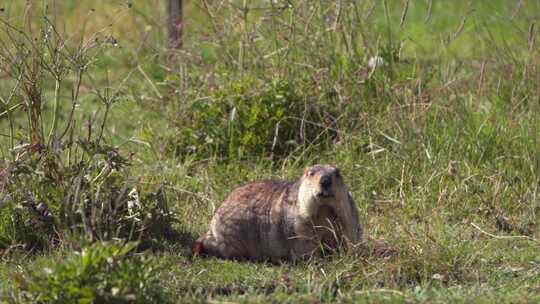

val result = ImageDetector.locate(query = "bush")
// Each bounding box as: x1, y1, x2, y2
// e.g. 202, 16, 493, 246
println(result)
0, 6, 175, 250
169, 77, 337, 159
11, 242, 170, 303
0, 141, 175, 250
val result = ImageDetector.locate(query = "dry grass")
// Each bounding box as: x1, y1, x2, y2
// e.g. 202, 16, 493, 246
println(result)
0, 0, 539, 302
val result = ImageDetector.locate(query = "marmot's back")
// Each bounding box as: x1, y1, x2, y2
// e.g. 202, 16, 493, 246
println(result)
198, 180, 297, 261
222, 180, 296, 210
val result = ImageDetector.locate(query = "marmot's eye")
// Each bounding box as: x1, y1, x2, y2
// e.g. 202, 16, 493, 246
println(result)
308, 170, 315, 176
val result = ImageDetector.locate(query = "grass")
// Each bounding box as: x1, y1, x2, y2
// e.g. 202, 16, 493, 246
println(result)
0, 0, 539, 302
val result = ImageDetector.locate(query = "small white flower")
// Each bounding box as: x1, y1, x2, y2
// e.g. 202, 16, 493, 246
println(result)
368, 56, 385, 69
127, 188, 141, 215
432, 273, 444, 280
111, 287, 120, 296
36, 202, 47, 213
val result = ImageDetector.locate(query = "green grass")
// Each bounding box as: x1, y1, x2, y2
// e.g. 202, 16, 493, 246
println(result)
0, 0, 539, 302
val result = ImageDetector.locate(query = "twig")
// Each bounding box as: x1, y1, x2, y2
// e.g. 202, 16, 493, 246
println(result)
47, 76, 62, 146
355, 289, 405, 296
471, 222, 539, 243
425, 0, 433, 23
399, 0, 410, 28
137, 64, 163, 99
0, 103, 22, 119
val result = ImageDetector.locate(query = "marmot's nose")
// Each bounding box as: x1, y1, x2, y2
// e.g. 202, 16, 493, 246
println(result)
320, 175, 332, 189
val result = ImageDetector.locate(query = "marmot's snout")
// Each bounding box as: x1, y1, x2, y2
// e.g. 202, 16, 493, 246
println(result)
320, 174, 332, 188
318, 174, 335, 198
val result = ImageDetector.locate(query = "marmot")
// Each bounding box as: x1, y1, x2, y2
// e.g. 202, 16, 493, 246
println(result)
193, 165, 363, 261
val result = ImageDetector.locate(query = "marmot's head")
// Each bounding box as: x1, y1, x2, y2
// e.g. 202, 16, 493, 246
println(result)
297, 164, 349, 217
297, 164, 362, 244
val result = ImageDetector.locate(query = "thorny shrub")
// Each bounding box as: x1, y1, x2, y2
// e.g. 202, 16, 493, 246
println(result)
0, 5, 174, 250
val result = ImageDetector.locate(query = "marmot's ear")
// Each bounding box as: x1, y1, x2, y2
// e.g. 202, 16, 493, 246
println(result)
304, 167, 316, 177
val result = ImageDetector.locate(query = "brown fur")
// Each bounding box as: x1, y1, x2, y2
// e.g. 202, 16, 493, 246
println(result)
194, 165, 363, 261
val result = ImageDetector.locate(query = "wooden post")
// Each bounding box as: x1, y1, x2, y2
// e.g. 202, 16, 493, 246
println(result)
167, 0, 183, 49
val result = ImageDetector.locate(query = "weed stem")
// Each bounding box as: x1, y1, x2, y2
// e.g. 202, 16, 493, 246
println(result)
47, 77, 61, 146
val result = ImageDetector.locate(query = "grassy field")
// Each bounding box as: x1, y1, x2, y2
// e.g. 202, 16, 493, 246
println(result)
0, 0, 539, 303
